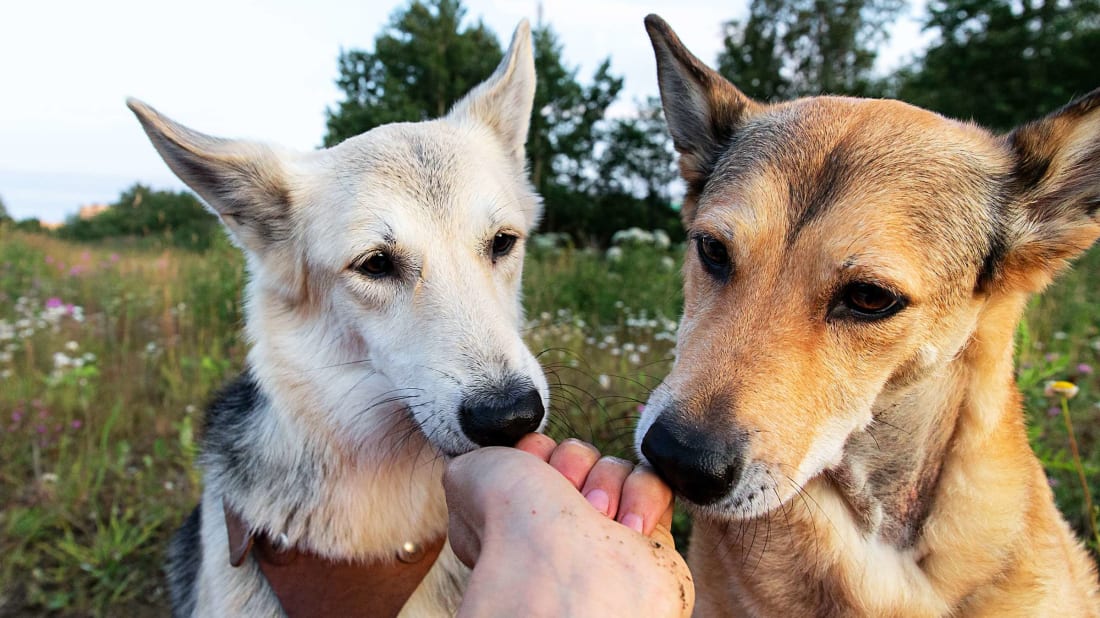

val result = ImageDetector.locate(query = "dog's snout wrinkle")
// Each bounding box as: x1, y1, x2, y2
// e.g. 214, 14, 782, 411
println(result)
459, 386, 544, 447
641, 417, 743, 506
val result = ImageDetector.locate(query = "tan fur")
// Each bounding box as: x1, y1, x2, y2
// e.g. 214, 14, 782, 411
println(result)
638, 14, 1100, 616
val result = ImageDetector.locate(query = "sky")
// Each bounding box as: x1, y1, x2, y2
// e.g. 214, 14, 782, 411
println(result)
0, 0, 930, 223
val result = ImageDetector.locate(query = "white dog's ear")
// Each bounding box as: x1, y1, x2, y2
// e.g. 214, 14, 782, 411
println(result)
447, 19, 535, 165
126, 98, 293, 256
994, 88, 1100, 292
645, 14, 762, 222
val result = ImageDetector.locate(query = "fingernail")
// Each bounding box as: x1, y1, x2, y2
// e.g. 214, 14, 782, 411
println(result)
585, 489, 610, 516
622, 513, 643, 533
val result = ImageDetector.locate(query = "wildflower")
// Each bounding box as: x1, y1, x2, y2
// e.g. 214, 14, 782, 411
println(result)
1076, 363, 1094, 376
11, 411, 21, 423
606, 246, 623, 262
1044, 380, 1080, 399
1047, 406, 1061, 417
53, 352, 72, 368
653, 229, 671, 249
1053, 331, 1068, 340
0, 352, 11, 363
164, 481, 175, 492
628, 352, 642, 364
0, 369, 11, 379
45, 297, 63, 310
660, 256, 676, 271
83, 352, 96, 363
40, 473, 59, 484
597, 374, 611, 389
70, 419, 83, 430
1044, 353, 1060, 363
65, 340, 79, 352
109, 253, 120, 263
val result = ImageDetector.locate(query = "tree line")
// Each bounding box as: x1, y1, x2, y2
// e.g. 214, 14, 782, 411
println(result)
327, 0, 1100, 244
9, 0, 1097, 248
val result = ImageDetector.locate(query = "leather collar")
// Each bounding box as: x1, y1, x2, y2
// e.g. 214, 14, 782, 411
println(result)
224, 498, 446, 617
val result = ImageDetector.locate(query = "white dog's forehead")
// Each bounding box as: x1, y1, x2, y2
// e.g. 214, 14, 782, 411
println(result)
301, 120, 535, 265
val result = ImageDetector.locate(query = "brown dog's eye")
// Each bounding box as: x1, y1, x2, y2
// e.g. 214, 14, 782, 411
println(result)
695, 234, 731, 280
491, 232, 518, 262
833, 282, 906, 321
354, 252, 394, 279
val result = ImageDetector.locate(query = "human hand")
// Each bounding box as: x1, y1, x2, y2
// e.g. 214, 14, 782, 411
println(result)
444, 435, 693, 617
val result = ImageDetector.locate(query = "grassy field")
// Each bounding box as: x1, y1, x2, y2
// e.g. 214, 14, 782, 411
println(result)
1, 228, 1097, 616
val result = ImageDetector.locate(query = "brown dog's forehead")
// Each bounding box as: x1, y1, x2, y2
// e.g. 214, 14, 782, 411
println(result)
694, 97, 1008, 285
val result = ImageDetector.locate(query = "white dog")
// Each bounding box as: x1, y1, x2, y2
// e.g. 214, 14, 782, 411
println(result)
131, 21, 548, 617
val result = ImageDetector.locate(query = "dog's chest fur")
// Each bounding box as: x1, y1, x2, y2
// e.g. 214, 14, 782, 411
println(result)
170, 372, 468, 616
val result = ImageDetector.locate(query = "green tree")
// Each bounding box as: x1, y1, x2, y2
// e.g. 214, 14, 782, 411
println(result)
528, 24, 623, 238
0, 194, 10, 223
58, 184, 217, 250
898, 0, 1100, 130
589, 97, 681, 243
718, 0, 903, 100
324, 0, 502, 145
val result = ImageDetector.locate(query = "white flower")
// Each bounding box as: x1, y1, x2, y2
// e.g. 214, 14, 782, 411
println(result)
53, 352, 72, 368
653, 229, 671, 249
0, 369, 11, 379
1053, 331, 1068, 340
1044, 381, 1079, 399
629, 353, 642, 364
0, 352, 11, 363
65, 340, 79, 352
597, 374, 611, 389
660, 256, 676, 271
606, 246, 623, 262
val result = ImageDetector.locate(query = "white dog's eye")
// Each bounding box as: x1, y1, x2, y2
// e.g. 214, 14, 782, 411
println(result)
491, 232, 518, 262
353, 251, 395, 279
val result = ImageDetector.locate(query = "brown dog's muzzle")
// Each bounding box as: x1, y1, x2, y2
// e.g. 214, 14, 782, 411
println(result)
641, 415, 746, 506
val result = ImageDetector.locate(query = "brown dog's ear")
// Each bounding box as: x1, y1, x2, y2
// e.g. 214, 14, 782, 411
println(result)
644, 14, 762, 222
997, 88, 1100, 291
126, 98, 293, 257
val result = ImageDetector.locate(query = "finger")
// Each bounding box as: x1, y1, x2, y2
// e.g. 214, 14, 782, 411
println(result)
547, 438, 602, 490
616, 465, 674, 536
514, 433, 556, 462
578, 456, 633, 518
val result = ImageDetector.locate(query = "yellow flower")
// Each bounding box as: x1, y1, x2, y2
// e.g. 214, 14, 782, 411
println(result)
1044, 380, 1080, 399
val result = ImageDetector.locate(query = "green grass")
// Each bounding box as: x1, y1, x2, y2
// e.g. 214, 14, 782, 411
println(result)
0, 228, 1097, 615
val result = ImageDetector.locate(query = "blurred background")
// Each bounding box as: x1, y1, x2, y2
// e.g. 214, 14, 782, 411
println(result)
1, 0, 1097, 615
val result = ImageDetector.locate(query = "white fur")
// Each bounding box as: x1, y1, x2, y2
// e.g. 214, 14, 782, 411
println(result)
133, 21, 545, 617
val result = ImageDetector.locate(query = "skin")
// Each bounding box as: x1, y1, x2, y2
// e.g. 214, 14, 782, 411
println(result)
444, 435, 694, 617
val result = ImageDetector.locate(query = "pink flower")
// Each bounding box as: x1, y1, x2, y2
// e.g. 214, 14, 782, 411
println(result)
70, 419, 82, 430
1047, 406, 1061, 417
45, 297, 63, 309
1077, 363, 1094, 376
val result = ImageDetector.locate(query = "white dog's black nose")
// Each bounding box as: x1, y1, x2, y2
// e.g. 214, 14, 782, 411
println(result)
459, 388, 544, 447
641, 417, 743, 506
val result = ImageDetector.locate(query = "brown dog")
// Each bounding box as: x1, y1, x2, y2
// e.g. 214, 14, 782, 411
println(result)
636, 14, 1100, 616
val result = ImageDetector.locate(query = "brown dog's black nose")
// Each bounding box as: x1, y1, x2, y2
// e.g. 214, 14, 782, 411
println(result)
641, 417, 743, 506
459, 387, 544, 447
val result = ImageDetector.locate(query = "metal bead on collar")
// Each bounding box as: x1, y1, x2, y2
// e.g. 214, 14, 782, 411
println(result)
397, 541, 426, 564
